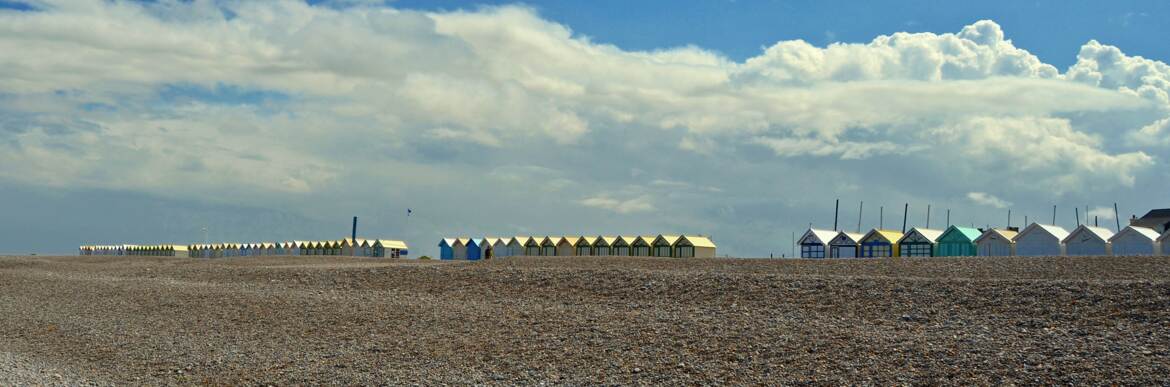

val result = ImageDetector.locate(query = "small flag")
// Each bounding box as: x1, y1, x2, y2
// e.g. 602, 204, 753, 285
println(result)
407, 208, 412, 216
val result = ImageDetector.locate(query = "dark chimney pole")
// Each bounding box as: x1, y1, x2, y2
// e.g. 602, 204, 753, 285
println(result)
351, 216, 358, 242
833, 199, 839, 231
902, 203, 909, 233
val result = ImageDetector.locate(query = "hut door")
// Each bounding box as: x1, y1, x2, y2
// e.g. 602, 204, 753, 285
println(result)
485, 247, 493, 260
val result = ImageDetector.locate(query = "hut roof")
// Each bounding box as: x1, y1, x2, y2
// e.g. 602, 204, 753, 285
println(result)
941, 226, 983, 242
861, 229, 904, 244
799, 229, 838, 246
1014, 223, 1070, 242
1109, 226, 1160, 243
974, 228, 1019, 244
1062, 225, 1114, 244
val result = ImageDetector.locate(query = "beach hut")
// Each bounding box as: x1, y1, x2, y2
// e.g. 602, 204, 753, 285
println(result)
373, 240, 408, 258
451, 238, 468, 259
974, 229, 1017, 257
798, 229, 837, 259
652, 235, 679, 257
574, 236, 594, 256
593, 236, 615, 256
936, 226, 982, 257
631, 236, 653, 256
507, 237, 526, 256
612, 236, 632, 256
828, 232, 864, 258
1108, 226, 1160, 256
488, 238, 506, 258
859, 229, 903, 258
674, 235, 716, 258
466, 238, 482, 260
898, 228, 943, 257
521, 237, 540, 256
172, 244, 188, 257
439, 238, 455, 260
1063, 225, 1114, 256
1013, 223, 1069, 257
540, 237, 557, 256
555, 237, 575, 256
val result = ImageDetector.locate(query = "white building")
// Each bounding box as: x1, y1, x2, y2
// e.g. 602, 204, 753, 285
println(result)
828, 231, 864, 258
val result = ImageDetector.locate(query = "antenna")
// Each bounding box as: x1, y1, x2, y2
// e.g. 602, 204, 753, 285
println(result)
857, 201, 863, 233
1095, 216, 1099, 227
926, 205, 932, 229
1113, 203, 1121, 232
833, 199, 839, 231
902, 203, 909, 233
880, 206, 884, 229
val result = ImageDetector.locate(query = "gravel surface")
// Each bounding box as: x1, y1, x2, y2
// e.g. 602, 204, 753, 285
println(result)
1, 255, 1169, 385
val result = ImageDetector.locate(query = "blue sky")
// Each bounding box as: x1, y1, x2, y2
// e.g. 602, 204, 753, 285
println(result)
386, 0, 1170, 69
2, 0, 1170, 256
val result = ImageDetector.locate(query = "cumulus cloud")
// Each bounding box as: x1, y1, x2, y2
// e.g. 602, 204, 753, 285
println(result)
967, 192, 1012, 209
1, 1, 1170, 255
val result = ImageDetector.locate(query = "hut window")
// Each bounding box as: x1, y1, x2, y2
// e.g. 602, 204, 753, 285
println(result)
526, 246, 540, 255
866, 244, 891, 257
654, 245, 673, 257
903, 244, 932, 257
801, 244, 825, 258
632, 246, 650, 256
542, 246, 556, 256
595, 246, 610, 256
576, 246, 592, 256
676, 245, 694, 257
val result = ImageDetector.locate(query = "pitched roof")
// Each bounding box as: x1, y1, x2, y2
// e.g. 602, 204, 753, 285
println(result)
654, 235, 681, 245
974, 228, 1018, 244
377, 240, 408, 249
940, 226, 983, 242
1109, 226, 1160, 243
830, 232, 865, 245
1014, 223, 1070, 242
1139, 208, 1170, 220
1062, 225, 1115, 244
681, 235, 716, 248
799, 229, 838, 245
593, 236, 617, 246
861, 229, 904, 244
900, 228, 944, 244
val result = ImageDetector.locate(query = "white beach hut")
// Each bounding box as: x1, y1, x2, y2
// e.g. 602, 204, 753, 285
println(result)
1108, 226, 1160, 256
798, 229, 837, 258
974, 228, 1018, 257
1063, 225, 1114, 256
1013, 223, 1070, 257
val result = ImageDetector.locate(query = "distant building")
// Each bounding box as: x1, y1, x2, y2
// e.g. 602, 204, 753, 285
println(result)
1129, 209, 1170, 234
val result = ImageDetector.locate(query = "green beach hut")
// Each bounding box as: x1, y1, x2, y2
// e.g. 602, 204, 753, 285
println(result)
936, 226, 982, 257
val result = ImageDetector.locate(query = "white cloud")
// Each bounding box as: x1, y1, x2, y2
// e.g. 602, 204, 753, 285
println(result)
1087, 206, 1116, 221
967, 192, 1012, 209
579, 195, 655, 214
1, 2, 1170, 255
